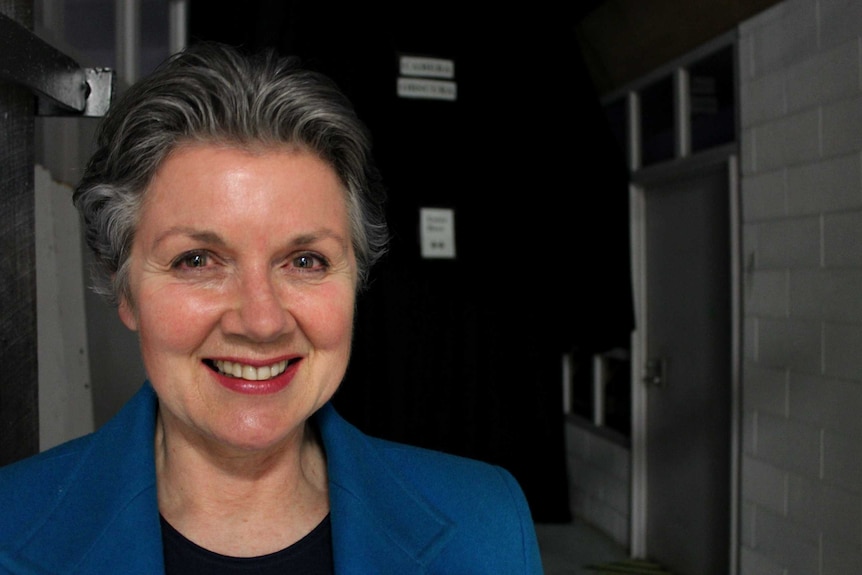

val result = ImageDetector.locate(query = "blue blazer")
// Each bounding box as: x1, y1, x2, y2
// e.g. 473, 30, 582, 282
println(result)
0, 383, 544, 573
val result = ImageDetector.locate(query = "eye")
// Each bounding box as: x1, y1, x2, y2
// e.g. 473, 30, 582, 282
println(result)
172, 251, 211, 270
292, 253, 328, 271
295, 255, 314, 269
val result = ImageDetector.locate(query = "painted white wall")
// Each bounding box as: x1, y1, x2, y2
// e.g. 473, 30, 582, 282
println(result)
739, 0, 862, 572
35, 165, 94, 450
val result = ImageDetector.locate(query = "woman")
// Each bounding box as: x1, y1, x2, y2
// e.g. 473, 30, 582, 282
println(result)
0, 42, 543, 573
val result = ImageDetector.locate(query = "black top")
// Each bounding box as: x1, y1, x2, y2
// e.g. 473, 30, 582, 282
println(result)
160, 513, 334, 574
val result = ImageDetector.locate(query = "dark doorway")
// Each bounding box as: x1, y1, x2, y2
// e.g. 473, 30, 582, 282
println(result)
188, 1, 633, 522
641, 163, 732, 575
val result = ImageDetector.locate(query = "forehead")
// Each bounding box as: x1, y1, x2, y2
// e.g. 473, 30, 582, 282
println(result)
149, 142, 340, 194
140, 144, 351, 234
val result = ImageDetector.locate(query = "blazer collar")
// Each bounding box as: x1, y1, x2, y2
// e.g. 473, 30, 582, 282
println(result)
14, 385, 453, 573
315, 403, 454, 574
15, 383, 164, 574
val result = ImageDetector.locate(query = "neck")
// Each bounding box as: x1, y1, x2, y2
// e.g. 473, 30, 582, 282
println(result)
154, 408, 329, 557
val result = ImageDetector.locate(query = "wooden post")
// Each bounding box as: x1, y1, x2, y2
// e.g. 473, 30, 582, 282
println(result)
0, 0, 38, 465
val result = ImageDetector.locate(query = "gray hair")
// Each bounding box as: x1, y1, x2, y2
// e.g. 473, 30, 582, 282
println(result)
73, 41, 389, 306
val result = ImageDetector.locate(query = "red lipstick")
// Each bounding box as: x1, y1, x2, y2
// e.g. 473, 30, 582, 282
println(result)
210, 358, 299, 395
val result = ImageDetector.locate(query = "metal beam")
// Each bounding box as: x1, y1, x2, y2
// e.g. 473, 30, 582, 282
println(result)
0, 12, 113, 116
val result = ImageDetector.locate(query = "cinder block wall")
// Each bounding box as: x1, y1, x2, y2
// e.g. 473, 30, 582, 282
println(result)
564, 421, 630, 547
739, 1, 862, 572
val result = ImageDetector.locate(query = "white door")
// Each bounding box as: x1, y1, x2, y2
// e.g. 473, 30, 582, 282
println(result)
631, 156, 739, 575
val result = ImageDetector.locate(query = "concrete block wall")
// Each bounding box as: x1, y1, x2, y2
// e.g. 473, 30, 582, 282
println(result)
564, 420, 630, 547
739, 1, 862, 572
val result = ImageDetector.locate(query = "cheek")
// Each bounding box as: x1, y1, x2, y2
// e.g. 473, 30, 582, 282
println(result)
136, 286, 222, 352
297, 285, 355, 350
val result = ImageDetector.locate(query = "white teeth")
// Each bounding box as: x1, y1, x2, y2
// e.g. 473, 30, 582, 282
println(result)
213, 360, 288, 381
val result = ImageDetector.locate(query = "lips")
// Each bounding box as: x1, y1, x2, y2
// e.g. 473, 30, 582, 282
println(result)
212, 359, 288, 381
206, 358, 299, 395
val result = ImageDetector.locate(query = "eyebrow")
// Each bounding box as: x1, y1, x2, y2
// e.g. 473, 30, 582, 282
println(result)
292, 230, 349, 247
152, 227, 349, 251
290, 230, 353, 257
151, 227, 226, 250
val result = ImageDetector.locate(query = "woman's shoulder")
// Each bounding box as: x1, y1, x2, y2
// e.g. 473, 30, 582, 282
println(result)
375, 434, 522, 493
0, 433, 95, 487
0, 383, 156, 493
317, 403, 531, 513
0, 433, 96, 538
317, 404, 543, 572
0, 384, 158, 542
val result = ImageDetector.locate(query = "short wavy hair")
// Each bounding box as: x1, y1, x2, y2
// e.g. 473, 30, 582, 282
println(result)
73, 41, 389, 306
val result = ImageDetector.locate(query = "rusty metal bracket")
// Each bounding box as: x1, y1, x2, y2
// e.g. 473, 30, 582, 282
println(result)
0, 12, 114, 117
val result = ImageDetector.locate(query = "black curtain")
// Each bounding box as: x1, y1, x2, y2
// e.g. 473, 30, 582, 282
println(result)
189, 1, 633, 523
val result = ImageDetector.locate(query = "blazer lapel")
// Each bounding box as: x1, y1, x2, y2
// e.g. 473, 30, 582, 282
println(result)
15, 384, 164, 574
316, 404, 454, 574
11, 392, 456, 573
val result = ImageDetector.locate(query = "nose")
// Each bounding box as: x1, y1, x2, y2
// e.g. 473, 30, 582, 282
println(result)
221, 268, 292, 342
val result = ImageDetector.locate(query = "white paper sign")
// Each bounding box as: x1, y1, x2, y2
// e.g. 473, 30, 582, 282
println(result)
399, 56, 455, 79
420, 207, 456, 259
397, 78, 457, 101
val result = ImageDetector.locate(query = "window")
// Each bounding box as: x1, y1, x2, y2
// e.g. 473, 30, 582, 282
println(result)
688, 45, 736, 153
639, 75, 675, 166
565, 347, 632, 439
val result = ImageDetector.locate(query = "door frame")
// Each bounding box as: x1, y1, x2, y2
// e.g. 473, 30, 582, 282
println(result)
628, 146, 742, 574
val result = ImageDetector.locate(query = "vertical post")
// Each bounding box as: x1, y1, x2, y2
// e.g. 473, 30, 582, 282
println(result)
116, 0, 140, 85
675, 67, 690, 159
561, 352, 572, 415
592, 353, 605, 427
0, 0, 38, 465
168, 0, 188, 54
627, 90, 640, 172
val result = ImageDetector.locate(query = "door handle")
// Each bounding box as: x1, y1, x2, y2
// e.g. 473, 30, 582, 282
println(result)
643, 357, 667, 387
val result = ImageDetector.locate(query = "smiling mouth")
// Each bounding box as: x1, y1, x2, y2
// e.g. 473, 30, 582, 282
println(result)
208, 359, 292, 381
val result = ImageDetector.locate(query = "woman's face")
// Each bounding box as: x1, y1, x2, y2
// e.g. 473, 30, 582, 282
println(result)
119, 144, 356, 454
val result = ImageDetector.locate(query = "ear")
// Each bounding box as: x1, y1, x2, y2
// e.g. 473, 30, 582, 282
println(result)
118, 295, 139, 331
